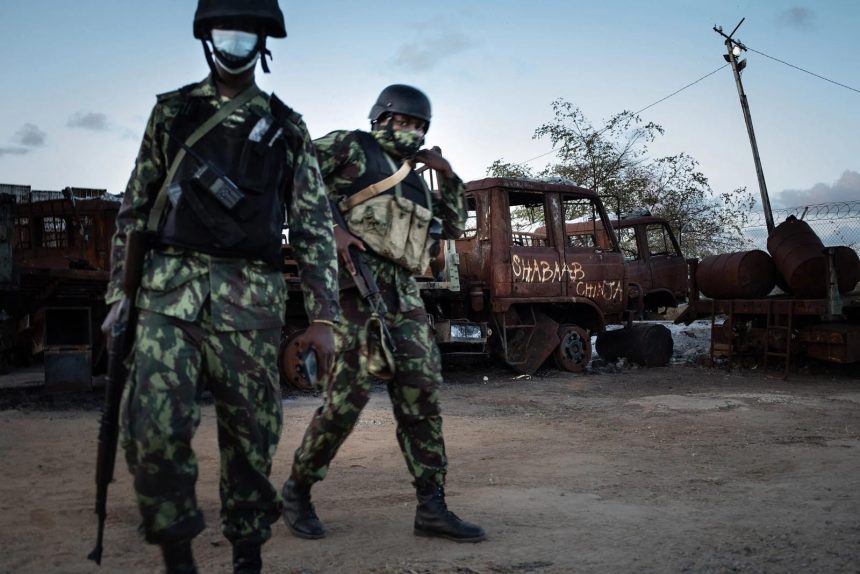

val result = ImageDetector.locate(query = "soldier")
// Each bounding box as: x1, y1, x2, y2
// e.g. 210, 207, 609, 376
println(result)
101, 1, 340, 572
281, 84, 486, 543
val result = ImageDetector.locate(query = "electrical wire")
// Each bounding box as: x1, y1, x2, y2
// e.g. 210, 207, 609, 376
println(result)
746, 47, 860, 94
514, 64, 729, 166
514, 42, 859, 168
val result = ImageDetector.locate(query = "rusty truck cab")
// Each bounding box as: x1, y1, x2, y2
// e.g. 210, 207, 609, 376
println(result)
453, 178, 628, 373
567, 212, 687, 313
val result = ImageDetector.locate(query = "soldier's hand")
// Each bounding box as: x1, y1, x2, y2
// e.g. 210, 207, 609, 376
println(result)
301, 322, 336, 377
414, 146, 454, 179
334, 225, 366, 276
101, 301, 122, 335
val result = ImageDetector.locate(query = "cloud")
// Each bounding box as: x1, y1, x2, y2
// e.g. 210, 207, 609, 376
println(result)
68, 111, 111, 131
391, 30, 472, 72
14, 123, 46, 147
777, 7, 815, 29
775, 169, 860, 207
0, 147, 30, 157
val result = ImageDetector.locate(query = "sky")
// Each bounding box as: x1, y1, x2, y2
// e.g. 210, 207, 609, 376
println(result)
1, 1, 858, 210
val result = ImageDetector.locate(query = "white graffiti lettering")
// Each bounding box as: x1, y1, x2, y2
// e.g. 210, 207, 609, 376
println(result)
510, 254, 623, 302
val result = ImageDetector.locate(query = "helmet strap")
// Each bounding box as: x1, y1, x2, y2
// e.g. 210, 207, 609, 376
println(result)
201, 39, 219, 78
259, 35, 271, 74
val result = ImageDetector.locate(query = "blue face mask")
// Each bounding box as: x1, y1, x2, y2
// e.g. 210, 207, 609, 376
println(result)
211, 29, 259, 74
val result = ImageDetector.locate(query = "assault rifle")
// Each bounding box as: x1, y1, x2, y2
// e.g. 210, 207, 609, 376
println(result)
88, 229, 150, 565
329, 202, 396, 354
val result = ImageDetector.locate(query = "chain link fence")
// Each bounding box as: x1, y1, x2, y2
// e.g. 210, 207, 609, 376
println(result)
741, 201, 860, 256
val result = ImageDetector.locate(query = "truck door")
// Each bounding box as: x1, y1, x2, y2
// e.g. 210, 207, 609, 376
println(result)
506, 190, 563, 298
645, 222, 686, 299
560, 193, 626, 316
618, 224, 651, 292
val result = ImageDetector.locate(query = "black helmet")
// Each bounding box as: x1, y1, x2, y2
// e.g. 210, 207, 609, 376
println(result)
194, 0, 286, 39
369, 84, 432, 128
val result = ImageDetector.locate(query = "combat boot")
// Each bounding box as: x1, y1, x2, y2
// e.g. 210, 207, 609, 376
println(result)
160, 540, 197, 574
232, 541, 262, 574
414, 482, 486, 542
281, 479, 326, 539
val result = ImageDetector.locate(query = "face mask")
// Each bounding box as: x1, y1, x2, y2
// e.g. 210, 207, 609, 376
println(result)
372, 126, 425, 158
211, 29, 259, 74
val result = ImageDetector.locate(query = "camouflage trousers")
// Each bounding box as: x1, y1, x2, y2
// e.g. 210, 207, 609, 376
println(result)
120, 304, 283, 545
291, 291, 447, 487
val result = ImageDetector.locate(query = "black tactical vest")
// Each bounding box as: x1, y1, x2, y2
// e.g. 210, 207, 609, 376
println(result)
159, 92, 301, 266
342, 131, 430, 208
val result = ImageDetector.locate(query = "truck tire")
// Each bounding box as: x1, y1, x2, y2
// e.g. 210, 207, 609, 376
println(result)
553, 325, 592, 372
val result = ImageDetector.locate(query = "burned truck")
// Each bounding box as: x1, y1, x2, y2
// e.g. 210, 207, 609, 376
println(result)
560, 210, 687, 316
418, 177, 632, 374
0, 185, 118, 385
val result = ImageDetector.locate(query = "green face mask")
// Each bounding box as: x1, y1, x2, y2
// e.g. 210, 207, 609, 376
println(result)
372, 127, 424, 158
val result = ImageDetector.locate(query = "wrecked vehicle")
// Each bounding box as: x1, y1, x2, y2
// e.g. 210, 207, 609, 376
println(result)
564, 210, 687, 316
418, 177, 632, 374
0, 185, 118, 386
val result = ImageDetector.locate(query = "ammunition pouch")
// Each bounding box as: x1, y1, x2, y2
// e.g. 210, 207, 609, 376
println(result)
359, 312, 396, 380
345, 194, 438, 275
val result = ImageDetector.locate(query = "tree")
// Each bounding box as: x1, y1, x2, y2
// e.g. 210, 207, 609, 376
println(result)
485, 159, 535, 179
487, 99, 755, 257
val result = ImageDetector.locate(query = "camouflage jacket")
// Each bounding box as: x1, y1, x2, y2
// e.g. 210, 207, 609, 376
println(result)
105, 76, 340, 331
314, 129, 466, 313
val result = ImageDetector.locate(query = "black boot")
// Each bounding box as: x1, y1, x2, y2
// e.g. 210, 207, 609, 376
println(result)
281, 479, 326, 539
232, 541, 262, 574
414, 482, 486, 542
160, 540, 197, 574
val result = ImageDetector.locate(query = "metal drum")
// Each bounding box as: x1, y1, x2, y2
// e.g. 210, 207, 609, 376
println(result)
767, 216, 860, 297
767, 216, 825, 296
595, 324, 673, 367
834, 246, 860, 293
696, 250, 776, 299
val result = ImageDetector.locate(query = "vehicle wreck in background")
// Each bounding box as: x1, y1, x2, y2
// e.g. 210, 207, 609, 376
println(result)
0, 184, 118, 386
562, 210, 687, 316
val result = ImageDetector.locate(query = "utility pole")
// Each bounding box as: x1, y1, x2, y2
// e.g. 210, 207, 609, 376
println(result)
714, 18, 775, 234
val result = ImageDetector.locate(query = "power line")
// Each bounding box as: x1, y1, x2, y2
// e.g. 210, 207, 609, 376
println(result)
745, 46, 860, 94
515, 64, 729, 166
632, 64, 728, 116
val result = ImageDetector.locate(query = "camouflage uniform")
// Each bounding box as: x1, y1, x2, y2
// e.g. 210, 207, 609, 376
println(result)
106, 76, 340, 545
291, 129, 466, 487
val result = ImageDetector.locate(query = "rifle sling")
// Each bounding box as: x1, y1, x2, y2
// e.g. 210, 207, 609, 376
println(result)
337, 159, 414, 214
146, 84, 263, 233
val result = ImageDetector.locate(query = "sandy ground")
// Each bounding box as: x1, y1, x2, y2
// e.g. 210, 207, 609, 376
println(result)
2, 326, 860, 573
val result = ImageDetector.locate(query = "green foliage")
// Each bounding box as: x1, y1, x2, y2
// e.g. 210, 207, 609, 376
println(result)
489, 99, 757, 257
485, 159, 536, 179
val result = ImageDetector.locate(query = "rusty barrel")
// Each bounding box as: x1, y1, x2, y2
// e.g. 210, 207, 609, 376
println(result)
833, 246, 860, 293
595, 324, 673, 367
695, 250, 775, 299
767, 216, 860, 297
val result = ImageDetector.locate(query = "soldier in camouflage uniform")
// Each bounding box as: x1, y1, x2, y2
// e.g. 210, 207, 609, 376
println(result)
282, 85, 486, 543
102, 1, 340, 572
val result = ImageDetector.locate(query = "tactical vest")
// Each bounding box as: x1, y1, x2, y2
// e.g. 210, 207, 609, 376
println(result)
341, 131, 437, 274
159, 91, 301, 267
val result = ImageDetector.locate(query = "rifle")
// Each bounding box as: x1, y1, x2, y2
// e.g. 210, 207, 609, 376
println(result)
329, 202, 396, 354
88, 229, 150, 565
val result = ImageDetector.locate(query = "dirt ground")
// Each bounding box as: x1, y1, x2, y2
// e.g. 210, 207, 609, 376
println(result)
2, 346, 860, 573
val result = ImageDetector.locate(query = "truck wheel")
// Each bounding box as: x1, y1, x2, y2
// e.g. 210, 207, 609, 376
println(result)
553, 325, 592, 372
279, 329, 314, 391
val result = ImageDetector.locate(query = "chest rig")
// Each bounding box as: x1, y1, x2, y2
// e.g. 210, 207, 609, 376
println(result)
158, 91, 300, 267
340, 131, 439, 274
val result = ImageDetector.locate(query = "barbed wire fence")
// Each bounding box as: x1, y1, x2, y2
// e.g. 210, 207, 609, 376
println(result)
741, 201, 860, 255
